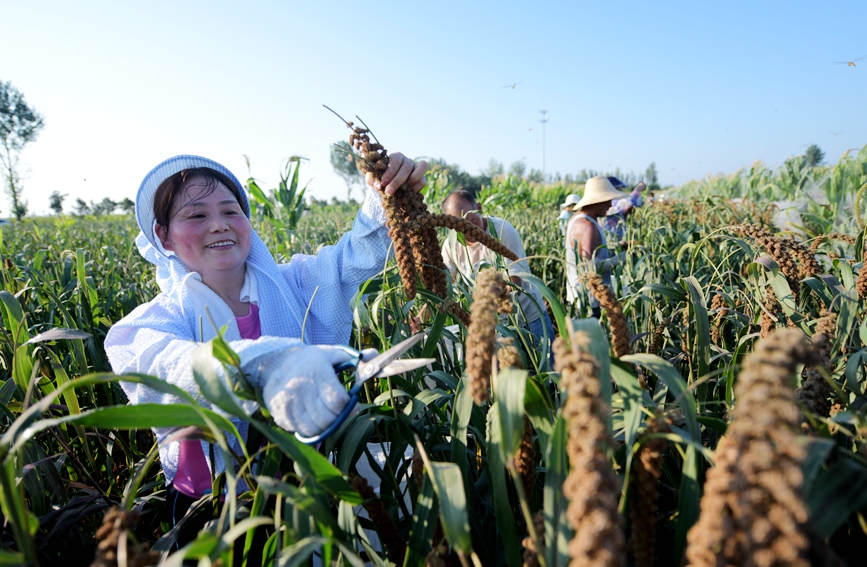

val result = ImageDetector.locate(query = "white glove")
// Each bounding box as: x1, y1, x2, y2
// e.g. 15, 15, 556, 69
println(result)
257, 346, 376, 437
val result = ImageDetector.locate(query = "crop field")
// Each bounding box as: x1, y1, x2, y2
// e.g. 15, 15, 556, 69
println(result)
2, 145, 867, 566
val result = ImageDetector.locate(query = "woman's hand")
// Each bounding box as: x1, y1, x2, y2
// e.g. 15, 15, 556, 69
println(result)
366, 152, 429, 195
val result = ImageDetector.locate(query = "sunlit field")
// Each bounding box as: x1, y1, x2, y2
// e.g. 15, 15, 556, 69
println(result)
2, 145, 867, 566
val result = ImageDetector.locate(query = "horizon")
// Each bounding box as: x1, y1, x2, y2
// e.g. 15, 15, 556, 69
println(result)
2, 0, 865, 216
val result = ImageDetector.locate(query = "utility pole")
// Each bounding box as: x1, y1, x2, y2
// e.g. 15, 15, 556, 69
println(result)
539, 109, 549, 181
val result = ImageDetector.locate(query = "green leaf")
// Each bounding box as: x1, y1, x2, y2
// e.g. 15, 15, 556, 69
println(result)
0, 550, 24, 565
191, 342, 248, 418
621, 354, 700, 443
610, 362, 644, 454
806, 457, 867, 538
845, 350, 867, 394
403, 474, 440, 567
544, 415, 572, 567
0, 290, 28, 345
521, 274, 567, 340
768, 273, 808, 330
524, 376, 554, 453
801, 438, 835, 493
12, 344, 33, 396
638, 283, 687, 303
275, 536, 327, 567
450, 380, 472, 489
497, 368, 528, 462
674, 445, 701, 566
253, 421, 362, 504
257, 477, 344, 538
25, 328, 91, 344
486, 403, 522, 567
682, 276, 711, 385
428, 462, 472, 553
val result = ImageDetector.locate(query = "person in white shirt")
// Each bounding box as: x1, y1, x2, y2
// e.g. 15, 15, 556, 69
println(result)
440, 190, 555, 352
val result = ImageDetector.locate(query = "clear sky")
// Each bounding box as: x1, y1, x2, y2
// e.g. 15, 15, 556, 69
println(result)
2, 0, 866, 215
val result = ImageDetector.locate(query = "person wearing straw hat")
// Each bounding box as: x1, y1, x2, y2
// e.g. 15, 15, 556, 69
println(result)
558, 193, 581, 235
564, 176, 629, 318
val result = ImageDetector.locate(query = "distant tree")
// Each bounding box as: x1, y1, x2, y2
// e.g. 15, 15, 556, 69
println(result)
427, 158, 491, 192
805, 144, 824, 168
330, 140, 363, 201
48, 191, 66, 214
91, 197, 117, 216
508, 160, 526, 179
484, 158, 504, 178
73, 198, 90, 216
0, 81, 45, 221
527, 168, 544, 183
119, 197, 135, 214
645, 162, 660, 191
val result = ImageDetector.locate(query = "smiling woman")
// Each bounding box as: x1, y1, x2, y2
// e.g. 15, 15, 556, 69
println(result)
102, 153, 428, 549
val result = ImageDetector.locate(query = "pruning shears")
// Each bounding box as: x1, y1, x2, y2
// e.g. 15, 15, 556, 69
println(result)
295, 333, 434, 444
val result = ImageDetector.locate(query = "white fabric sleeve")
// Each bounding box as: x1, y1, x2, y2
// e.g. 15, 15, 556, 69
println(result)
275, 185, 393, 346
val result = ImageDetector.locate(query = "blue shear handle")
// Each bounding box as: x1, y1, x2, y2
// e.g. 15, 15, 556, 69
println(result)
332, 345, 362, 373
295, 381, 364, 445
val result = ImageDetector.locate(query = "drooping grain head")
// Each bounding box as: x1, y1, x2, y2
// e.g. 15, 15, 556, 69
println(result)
554, 332, 626, 567
685, 329, 820, 567
466, 268, 509, 405
583, 273, 631, 358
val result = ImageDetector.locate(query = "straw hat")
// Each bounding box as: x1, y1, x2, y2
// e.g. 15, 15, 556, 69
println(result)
574, 176, 628, 210
560, 193, 581, 210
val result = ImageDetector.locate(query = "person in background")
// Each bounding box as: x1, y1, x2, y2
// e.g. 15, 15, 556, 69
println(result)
439, 189, 556, 352
604, 177, 647, 240
104, 152, 427, 551
558, 193, 581, 235
565, 176, 629, 318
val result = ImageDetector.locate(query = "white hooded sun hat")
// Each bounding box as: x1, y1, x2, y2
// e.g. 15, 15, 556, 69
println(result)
560, 193, 581, 210
574, 176, 628, 210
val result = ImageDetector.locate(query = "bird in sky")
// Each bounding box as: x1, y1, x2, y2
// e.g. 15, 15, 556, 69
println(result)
832, 56, 866, 67
829, 130, 843, 136
502, 81, 523, 89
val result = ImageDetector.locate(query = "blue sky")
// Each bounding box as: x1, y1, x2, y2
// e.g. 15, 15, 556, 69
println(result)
2, 0, 866, 215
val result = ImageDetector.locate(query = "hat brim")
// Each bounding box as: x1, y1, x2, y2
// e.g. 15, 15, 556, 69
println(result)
575, 187, 628, 210
136, 155, 248, 249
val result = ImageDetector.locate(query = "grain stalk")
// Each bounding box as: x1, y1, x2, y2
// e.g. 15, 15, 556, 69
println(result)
328, 107, 516, 324
554, 331, 625, 567
351, 474, 407, 565
685, 329, 820, 567
583, 273, 631, 358
797, 309, 837, 428
465, 268, 510, 405
628, 416, 670, 567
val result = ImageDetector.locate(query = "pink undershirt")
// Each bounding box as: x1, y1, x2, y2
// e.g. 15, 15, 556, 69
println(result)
173, 304, 261, 497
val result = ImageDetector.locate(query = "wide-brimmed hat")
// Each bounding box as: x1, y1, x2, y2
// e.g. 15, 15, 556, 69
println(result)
560, 193, 581, 210
574, 176, 628, 210
135, 155, 249, 249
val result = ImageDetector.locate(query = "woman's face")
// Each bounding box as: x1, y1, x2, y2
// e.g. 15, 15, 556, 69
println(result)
154, 177, 252, 285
